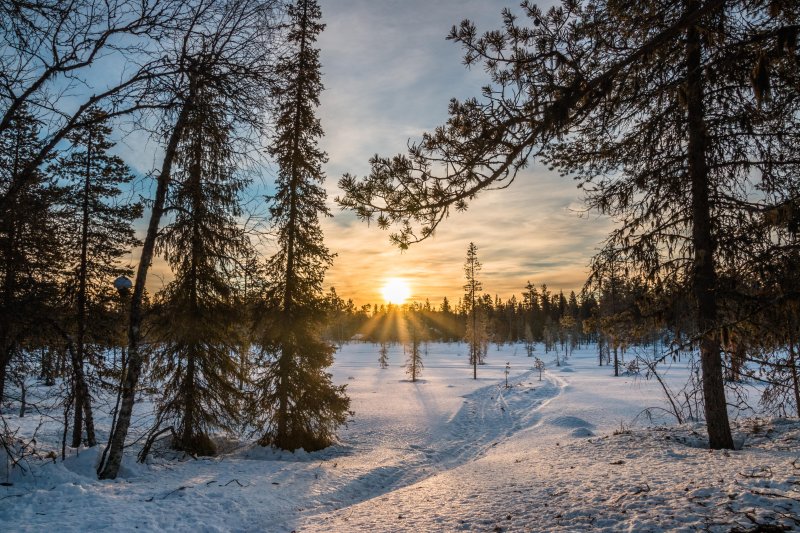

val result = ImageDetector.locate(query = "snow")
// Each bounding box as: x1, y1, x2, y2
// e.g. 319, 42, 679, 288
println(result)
2, 342, 799, 532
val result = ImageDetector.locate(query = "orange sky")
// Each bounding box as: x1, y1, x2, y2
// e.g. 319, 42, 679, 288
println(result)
316, 0, 609, 306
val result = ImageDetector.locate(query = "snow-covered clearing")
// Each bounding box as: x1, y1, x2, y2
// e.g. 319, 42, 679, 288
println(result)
2, 343, 799, 532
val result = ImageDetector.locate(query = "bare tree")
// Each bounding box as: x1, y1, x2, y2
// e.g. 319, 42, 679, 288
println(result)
0, 0, 197, 211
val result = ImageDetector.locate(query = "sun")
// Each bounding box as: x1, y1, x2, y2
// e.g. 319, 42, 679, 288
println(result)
381, 278, 411, 304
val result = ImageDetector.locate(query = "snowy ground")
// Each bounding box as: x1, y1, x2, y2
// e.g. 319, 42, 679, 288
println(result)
1, 342, 799, 532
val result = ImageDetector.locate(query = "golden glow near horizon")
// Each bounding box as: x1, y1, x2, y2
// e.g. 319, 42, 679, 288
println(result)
381, 278, 412, 304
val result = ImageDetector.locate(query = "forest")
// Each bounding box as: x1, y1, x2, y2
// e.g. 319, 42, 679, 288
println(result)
1, 0, 799, 530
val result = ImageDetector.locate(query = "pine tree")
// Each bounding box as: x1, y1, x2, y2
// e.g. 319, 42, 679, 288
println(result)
54, 108, 142, 448
256, 0, 349, 452
463, 242, 483, 379
0, 104, 64, 404
146, 77, 250, 457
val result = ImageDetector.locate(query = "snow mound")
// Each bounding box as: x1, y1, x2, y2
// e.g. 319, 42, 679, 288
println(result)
546, 415, 594, 429
559, 367, 575, 373
569, 427, 594, 438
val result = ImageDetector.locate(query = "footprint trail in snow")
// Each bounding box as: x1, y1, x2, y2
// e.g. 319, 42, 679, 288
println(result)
293, 370, 564, 521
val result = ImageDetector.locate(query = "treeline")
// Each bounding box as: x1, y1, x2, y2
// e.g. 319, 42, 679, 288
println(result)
323, 284, 596, 347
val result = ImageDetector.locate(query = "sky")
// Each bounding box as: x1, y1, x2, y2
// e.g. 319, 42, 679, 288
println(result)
313, 0, 614, 306
113, 0, 614, 306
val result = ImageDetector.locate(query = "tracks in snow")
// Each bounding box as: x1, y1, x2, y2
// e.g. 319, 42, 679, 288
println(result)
302, 370, 566, 520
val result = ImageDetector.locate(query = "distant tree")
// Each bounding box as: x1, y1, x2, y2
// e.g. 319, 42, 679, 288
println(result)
378, 341, 390, 369
463, 242, 484, 379
54, 108, 142, 448
405, 312, 423, 382
534, 357, 545, 382
524, 323, 535, 357
559, 315, 577, 361
255, 0, 350, 452
440, 296, 452, 314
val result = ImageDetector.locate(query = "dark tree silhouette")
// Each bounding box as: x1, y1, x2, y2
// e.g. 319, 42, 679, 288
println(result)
55, 108, 142, 448
0, 104, 63, 404
98, 0, 278, 479
255, 0, 349, 452
146, 77, 252, 457
463, 242, 483, 379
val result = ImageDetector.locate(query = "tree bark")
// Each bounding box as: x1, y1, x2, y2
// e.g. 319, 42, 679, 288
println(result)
67, 338, 94, 447
97, 97, 192, 479
72, 130, 96, 447
789, 338, 800, 418
685, 1, 733, 450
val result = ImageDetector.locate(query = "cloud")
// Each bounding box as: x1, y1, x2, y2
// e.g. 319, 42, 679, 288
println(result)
138, 0, 609, 305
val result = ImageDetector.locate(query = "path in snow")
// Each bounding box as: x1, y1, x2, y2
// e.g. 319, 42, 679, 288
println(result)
1, 343, 570, 532
303, 369, 564, 514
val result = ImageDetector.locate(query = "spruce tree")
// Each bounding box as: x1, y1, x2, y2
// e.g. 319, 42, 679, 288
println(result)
148, 78, 250, 457
256, 0, 350, 452
0, 105, 64, 404
378, 341, 389, 369
54, 108, 142, 448
463, 242, 483, 379
405, 310, 423, 382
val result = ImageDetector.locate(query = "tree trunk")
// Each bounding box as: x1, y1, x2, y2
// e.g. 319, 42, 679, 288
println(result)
67, 337, 94, 448
97, 98, 192, 479
685, 3, 733, 450
0, 348, 8, 404
789, 338, 800, 418
73, 133, 96, 447
18, 377, 25, 417
182, 347, 196, 449
71, 377, 84, 447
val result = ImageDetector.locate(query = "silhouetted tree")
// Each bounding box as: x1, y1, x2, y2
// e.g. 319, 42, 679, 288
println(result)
0, 104, 63, 404
146, 76, 252, 457
463, 242, 483, 379
255, 0, 349, 452
55, 108, 142, 447
378, 341, 389, 369
405, 311, 423, 382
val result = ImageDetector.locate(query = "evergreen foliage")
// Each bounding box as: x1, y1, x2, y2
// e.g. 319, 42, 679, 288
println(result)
55, 107, 142, 447
0, 105, 64, 404
404, 311, 423, 382
378, 341, 389, 369
148, 77, 250, 457
463, 242, 484, 379
256, 0, 350, 452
